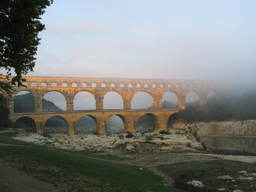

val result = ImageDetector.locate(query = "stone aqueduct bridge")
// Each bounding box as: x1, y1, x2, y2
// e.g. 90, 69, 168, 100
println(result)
6, 76, 218, 135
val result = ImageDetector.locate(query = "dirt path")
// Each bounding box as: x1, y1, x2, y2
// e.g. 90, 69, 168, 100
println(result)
0, 161, 61, 192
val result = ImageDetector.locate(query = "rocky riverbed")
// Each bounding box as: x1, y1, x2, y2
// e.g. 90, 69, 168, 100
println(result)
13, 131, 203, 152
2, 128, 256, 192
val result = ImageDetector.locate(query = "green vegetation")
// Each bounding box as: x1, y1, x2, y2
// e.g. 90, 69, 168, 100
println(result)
0, 0, 53, 92
14, 93, 62, 113
14, 92, 35, 113
159, 160, 256, 192
177, 92, 256, 122
0, 92, 62, 129
0, 135, 183, 192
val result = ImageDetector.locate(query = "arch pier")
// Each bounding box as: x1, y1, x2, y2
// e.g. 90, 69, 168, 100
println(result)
5, 76, 217, 135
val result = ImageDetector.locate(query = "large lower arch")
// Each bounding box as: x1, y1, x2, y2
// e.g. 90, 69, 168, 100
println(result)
15, 117, 36, 133
73, 91, 96, 111
14, 91, 35, 113
162, 92, 178, 109
106, 115, 125, 134
135, 113, 156, 133
185, 91, 200, 107
75, 115, 97, 134
103, 91, 123, 110
131, 91, 154, 109
167, 113, 178, 129
44, 116, 67, 134
43, 91, 67, 112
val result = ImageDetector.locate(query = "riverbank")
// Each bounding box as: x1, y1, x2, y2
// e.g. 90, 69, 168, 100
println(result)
1, 128, 256, 192
172, 120, 256, 155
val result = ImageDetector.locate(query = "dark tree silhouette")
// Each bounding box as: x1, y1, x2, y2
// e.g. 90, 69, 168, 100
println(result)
0, 0, 53, 92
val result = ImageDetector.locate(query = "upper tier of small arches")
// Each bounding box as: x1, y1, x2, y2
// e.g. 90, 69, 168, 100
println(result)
23, 77, 214, 90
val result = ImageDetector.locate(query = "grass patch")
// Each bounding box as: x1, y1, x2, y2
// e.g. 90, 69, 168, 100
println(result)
159, 160, 256, 192
0, 135, 31, 145
74, 151, 128, 161
0, 135, 184, 192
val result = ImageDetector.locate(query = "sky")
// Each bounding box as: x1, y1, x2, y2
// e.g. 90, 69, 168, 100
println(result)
31, 0, 256, 83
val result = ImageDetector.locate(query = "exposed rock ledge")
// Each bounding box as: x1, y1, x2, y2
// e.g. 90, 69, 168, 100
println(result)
171, 120, 256, 154
172, 120, 256, 137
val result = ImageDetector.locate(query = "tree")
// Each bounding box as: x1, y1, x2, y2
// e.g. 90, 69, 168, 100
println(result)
0, 94, 10, 127
0, 0, 53, 93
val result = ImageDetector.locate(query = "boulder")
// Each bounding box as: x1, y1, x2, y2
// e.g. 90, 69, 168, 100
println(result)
187, 180, 204, 188
126, 143, 135, 151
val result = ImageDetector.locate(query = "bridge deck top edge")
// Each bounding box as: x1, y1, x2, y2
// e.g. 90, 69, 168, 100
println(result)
1, 75, 214, 83
11, 109, 179, 116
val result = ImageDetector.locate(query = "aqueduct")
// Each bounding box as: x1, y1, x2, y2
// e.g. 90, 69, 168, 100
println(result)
1, 76, 218, 135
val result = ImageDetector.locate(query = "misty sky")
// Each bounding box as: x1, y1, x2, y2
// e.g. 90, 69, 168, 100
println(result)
32, 0, 256, 83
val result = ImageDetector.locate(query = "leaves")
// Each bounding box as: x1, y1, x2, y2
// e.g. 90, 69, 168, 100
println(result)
0, 0, 53, 92
177, 92, 256, 122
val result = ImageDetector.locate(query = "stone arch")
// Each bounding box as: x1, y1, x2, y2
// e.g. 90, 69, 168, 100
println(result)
106, 115, 125, 134
131, 91, 154, 109
110, 82, 116, 88
75, 115, 97, 134
185, 91, 200, 107
40, 82, 47, 87
128, 83, 133, 88
15, 116, 36, 133
144, 83, 149, 88
14, 90, 35, 113
167, 113, 178, 129
103, 91, 124, 110
135, 113, 156, 133
119, 82, 125, 88
162, 91, 178, 109
44, 116, 67, 134
136, 83, 142, 88
73, 91, 96, 111
43, 91, 67, 112
101, 82, 107, 88
50, 82, 58, 87
62, 82, 68, 87
30, 82, 37, 87
207, 91, 217, 103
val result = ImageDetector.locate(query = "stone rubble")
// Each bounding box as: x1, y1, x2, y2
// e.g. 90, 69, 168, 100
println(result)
187, 180, 204, 188
214, 170, 256, 192
217, 175, 234, 180
13, 132, 203, 152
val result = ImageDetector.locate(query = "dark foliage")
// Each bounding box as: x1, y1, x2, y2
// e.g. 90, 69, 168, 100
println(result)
177, 92, 256, 122
14, 93, 35, 113
0, 0, 53, 91
0, 93, 61, 128
0, 94, 10, 127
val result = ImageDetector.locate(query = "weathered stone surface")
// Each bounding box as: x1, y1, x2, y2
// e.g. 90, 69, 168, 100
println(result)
233, 190, 243, 192
7, 75, 216, 136
217, 175, 234, 180
187, 180, 204, 188
238, 176, 254, 181
125, 143, 135, 151
14, 132, 203, 152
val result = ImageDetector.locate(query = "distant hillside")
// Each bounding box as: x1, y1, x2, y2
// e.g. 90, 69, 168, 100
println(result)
162, 101, 178, 108
14, 93, 62, 113
43, 99, 63, 112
